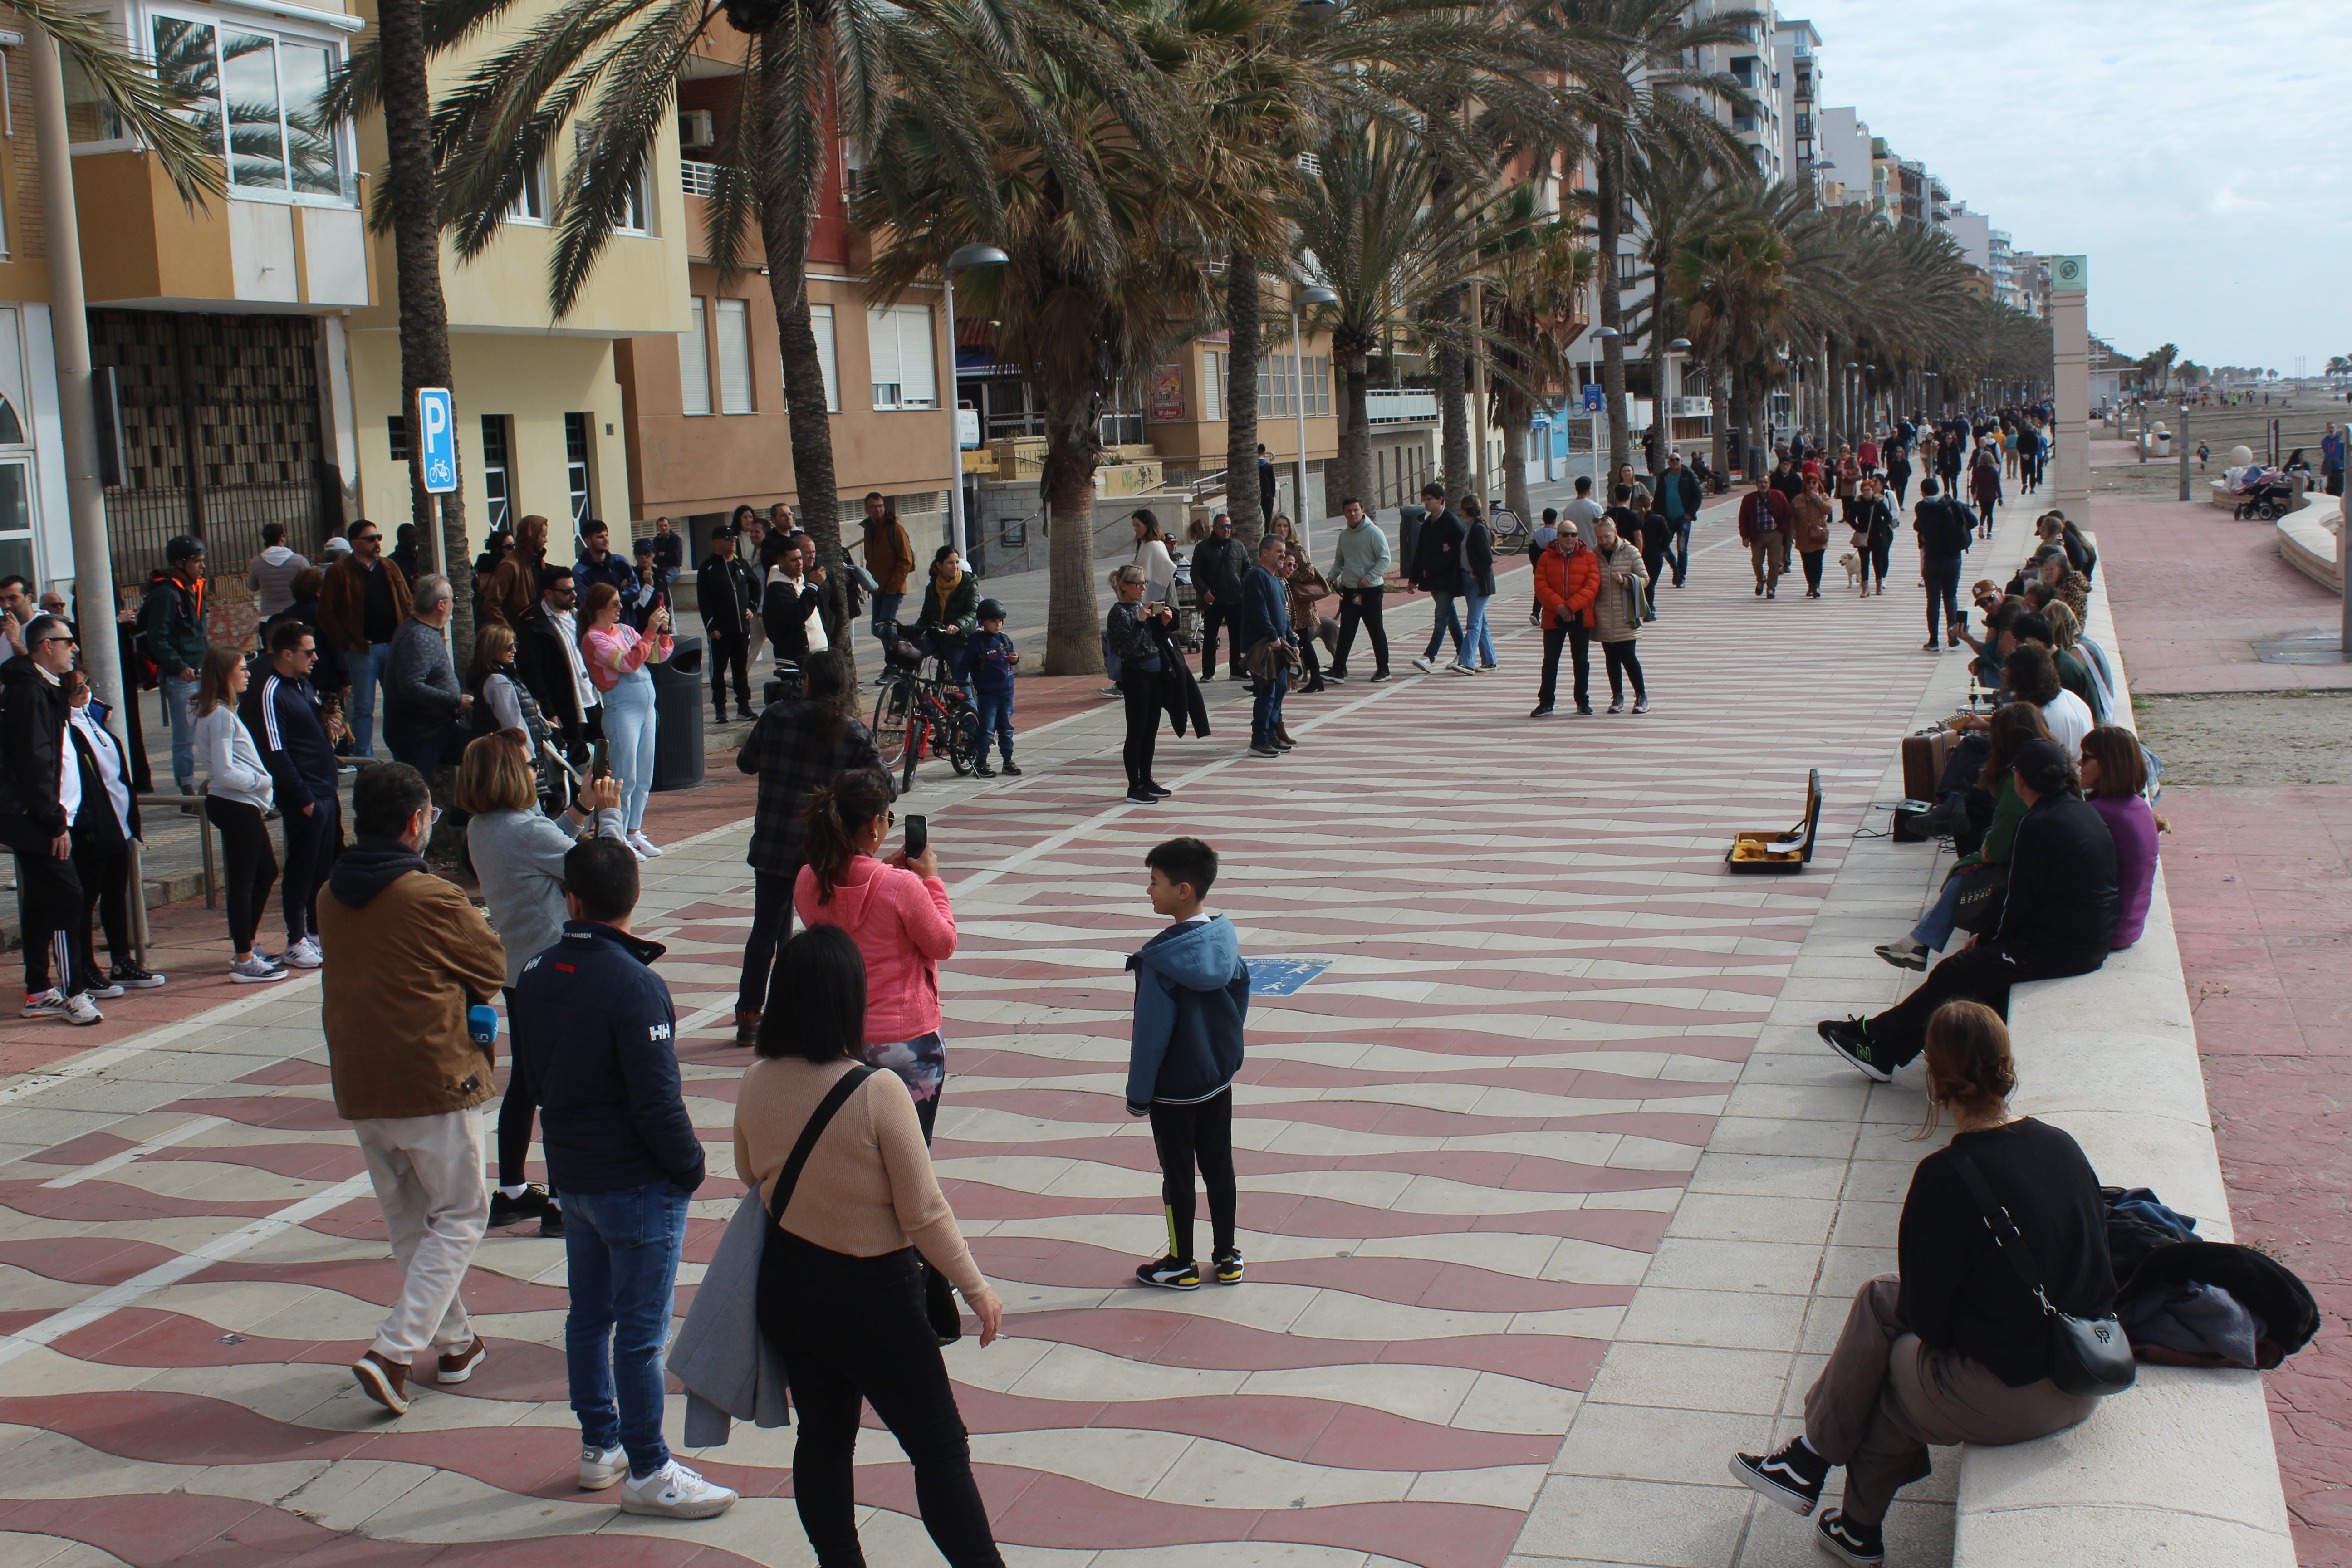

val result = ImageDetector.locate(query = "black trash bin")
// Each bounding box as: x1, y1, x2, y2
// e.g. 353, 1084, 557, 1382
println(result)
651, 634, 705, 792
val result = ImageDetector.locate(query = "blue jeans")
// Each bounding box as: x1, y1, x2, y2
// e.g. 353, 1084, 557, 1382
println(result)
870, 592, 905, 651
926, 635, 973, 685
601, 671, 657, 833
1912, 874, 1964, 953
1670, 518, 1693, 584
162, 673, 200, 788
973, 686, 1014, 762
1421, 593, 1463, 662
562, 1181, 691, 1479
346, 642, 393, 759
1251, 659, 1289, 748
1460, 593, 1495, 668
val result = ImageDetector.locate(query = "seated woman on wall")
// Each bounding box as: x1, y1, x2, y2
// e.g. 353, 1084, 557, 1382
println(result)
1817, 737, 2117, 1083
1874, 702, 2050, 973
1731, 1002, 2115, 1565
2078, 724, 2165, 951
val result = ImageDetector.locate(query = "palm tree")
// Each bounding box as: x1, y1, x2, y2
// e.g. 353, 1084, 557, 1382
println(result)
336, 0, 1012, 668
860, 40, 1281, 674
1479, 186, 1590, 524
1618, 153, 1737, 470
1283, 119, 1500, 507
1534, 0, 1759, 479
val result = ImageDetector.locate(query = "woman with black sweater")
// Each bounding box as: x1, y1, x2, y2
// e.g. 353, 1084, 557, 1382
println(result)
1732, 1002, 2112, 1563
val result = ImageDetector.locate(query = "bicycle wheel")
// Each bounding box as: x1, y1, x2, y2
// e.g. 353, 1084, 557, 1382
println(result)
1487, 508, 1527, 542
901, 713, 926, 793
871, 677, 912, 768
945, 702, 981, 776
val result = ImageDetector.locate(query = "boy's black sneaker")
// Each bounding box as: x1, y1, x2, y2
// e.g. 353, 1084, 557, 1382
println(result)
489, 1185, 552, 1228
1136, 1255, 1200, 1290
1874, 941, 1928, 971
109, 963, 167, 990
1815, 1509, 1884, 1564
1142, 781, 1174, 798
1000, 763, 1024, 776
1818, 1017, 1892, 1082
1529, 704, 1555, 719
539, 1204, 566, 1239
974, 764, 997, 778
1212, 1248, 1245, 1284
1124, 790, 1159, 805
1728, 1436, 1828, 1515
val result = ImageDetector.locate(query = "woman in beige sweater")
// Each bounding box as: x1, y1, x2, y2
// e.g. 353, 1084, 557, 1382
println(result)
736, 926, 1005, 1567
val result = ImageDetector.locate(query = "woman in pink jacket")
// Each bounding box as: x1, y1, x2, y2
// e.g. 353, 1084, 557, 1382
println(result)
795, 766, 957, 1138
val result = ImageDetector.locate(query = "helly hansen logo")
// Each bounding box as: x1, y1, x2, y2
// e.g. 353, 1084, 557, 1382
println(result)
651, 1022, 673, 1042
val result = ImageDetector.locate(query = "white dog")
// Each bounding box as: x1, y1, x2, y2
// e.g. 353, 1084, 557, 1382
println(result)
1839, 551, 1864, 593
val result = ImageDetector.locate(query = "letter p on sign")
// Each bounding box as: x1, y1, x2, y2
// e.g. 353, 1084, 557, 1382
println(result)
416, 387, 457, 494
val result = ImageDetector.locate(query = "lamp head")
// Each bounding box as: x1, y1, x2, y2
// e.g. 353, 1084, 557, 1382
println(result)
947, 243, 1011, 272
1297, 286, 1339, 308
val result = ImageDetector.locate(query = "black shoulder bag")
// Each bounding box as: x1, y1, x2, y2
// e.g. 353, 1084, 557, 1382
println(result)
1950, 1152, 2136, 1397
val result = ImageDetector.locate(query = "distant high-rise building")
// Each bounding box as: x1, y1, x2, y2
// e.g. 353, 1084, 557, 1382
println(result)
1775, 18, 1823, 194
1686, 0, 1784, 184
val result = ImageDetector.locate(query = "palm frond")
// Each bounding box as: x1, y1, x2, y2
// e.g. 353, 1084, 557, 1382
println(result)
14, 0, 225, 206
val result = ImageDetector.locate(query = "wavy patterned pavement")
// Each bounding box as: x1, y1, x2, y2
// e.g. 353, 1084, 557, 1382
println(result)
0, 539, 1951, 1567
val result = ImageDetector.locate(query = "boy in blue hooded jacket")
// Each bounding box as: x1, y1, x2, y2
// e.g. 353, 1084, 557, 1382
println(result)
1126, 837, 1251, 1289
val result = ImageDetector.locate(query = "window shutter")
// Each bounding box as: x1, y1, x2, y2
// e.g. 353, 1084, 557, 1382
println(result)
716, 299, 753, 412
679, 299, 712, 416
808, 304, 841, 412
894, 306, 936, 407
867, 306, 903, 406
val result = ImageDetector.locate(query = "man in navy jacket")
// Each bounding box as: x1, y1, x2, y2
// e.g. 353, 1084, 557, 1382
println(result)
1241, 534, 1295, 758
246, 620, 343, 967
512, 836, 731, 1518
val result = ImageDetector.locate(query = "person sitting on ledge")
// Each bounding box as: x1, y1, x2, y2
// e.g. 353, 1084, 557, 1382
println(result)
1731, 1001, 2114, 1564
1817, 737, 2116, 1083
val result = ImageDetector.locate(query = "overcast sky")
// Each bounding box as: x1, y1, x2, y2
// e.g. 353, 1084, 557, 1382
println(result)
1813, 0, 2347, 373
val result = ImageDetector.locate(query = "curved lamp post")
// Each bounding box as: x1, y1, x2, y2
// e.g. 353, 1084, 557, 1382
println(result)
943, 243, 1010, 556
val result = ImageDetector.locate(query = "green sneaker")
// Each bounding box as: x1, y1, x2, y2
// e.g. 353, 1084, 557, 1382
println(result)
1818, 1017, 1892, 1082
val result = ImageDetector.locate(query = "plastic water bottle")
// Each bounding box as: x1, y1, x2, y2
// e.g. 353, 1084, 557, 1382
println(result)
467, 1004, 499, 1048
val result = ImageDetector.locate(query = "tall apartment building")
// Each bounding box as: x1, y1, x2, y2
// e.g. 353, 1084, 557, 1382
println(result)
1989, 231, 2016, 308
1774, 19, 1824, 196
1814, 107, 1886, 218
1686, 0, 1784, 183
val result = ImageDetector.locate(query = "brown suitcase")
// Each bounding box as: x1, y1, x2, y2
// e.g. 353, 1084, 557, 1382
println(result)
1901, 730, 1949, 801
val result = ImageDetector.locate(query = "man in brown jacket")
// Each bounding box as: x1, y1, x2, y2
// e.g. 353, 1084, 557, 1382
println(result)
857, 491, 914, 663
320, 762, 507, 1415
316, 521, 412, 759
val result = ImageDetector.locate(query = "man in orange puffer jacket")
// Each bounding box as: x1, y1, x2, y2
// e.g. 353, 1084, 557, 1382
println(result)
1530, 526, 1602, 717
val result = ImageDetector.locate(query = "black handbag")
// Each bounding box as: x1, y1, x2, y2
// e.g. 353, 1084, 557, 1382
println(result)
1951, 1153, 2136, 1397
1950, 861, 2009, 935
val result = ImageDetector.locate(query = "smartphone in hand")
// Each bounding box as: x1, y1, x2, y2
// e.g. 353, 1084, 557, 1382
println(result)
904, 814, 929, 859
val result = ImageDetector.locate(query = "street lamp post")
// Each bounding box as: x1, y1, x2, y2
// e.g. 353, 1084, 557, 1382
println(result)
2177, 402, 2191, 502
1666, 336, 1690, 458
1292, 285, 1338, 552
942, 243, 1010, 558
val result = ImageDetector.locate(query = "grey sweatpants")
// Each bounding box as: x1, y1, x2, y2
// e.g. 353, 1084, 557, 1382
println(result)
1803, 1274, 2098, 1526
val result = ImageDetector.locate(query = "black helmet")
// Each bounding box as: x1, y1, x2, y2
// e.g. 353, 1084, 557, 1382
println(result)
977, 598, 1007, 621
166, 534, 205, 565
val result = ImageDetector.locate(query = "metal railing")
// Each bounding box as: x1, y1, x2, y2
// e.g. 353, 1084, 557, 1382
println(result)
681, 160, 721, 198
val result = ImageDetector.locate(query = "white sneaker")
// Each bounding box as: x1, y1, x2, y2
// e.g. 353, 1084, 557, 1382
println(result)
62, 991, 103, 1025
628, 831, 663, 858
618, 1459, 737, 1519
20, 988, 67, 1019
1446, 662, 1476, 675
282, 937, 323, 970
230, 956, 290, 984
578, 1444, 627, 1491
1411, 656, 1436, 674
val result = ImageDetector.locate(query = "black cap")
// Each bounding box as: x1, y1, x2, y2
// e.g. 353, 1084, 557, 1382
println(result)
2011, 737, 2072, 796
977, 598, 1006, 621
166, 535, 205, 564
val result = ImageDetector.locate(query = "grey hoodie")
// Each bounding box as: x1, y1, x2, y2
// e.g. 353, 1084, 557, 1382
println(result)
245, 544, 311, 618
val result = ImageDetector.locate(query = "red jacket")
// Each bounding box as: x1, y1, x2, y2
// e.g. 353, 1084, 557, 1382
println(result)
1738, 489, 1791, 544
1534, 540, 1601, 629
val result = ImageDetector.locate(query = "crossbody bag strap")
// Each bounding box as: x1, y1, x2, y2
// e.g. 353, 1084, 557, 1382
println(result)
1949, 1151, 2057, 1317
766, 1064, 878, 1228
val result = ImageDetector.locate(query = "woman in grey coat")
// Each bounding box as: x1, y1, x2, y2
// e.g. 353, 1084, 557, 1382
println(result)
458, 730, 626, 1234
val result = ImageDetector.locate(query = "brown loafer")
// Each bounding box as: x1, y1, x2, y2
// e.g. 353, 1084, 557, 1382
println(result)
436, 1336, 489, 1384
352, 1349, 410, 1414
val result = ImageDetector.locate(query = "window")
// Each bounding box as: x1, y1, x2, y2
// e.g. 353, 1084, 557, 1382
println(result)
1204, 350, 1225, 415
1310, 355, 1331, 417
804, 304, 842, 412
616, 169, 652, 234
866, 304, 937, 409
679, 298, 713, 416
152, 15, 348, 201
510, 156, 548, 223
387, 414, 408, 461
1616, 252, 1640, 281
716, 299, 753, 413
564, 412, 593, 524
480, 415, 512, 530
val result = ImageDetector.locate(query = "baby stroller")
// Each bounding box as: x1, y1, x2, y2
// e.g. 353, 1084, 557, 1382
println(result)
1169, 558, 1202, 653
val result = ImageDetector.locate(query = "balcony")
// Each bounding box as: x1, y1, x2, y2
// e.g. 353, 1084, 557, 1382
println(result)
1363, 389, 1437, 425
682, 159, 721, 198
73, 152, 370, 309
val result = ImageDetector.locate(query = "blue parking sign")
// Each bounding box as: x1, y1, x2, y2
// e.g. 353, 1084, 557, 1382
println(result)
1581, 384, 1604, 413
415, 387, 457, 494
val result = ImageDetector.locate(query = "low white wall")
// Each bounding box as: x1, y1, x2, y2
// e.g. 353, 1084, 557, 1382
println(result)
1950, 528, 2298, 1566
2276, 499, 2344, 593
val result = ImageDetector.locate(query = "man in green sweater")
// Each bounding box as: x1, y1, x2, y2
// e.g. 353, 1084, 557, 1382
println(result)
137, 536, 210, 793
1323, 498, 1392, 684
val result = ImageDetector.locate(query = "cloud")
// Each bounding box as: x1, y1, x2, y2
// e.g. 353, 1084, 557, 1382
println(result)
1814, 0, 2352, 366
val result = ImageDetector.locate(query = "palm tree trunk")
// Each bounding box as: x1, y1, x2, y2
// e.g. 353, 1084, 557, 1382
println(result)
1339, 351, 1373, 505
376, 0, 471, 660
1710, 364, 1730, 482
1433, 284, 1468, 502
1646, 284, 1670, 474
1501, 412, 1530, 525
1041, 407, 1102, 675
1595, 149, 1627, 478
1225, 253, 1264, 545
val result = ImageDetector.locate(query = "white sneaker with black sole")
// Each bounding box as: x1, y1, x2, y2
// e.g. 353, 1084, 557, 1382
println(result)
1410, 656, 1436, 674
578, 1444, 627, 1491
230, 956, 289, 983
618, 1460, 737, 1519
282, 936, 324, 970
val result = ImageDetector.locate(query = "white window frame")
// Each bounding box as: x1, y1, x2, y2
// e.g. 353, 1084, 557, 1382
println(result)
866, 303, 936, 411
715, 297, 753, 414
806, 304, 842, 413
140, 4, 356, 207
679, 297, 713, 416
612, 165, 654, 236
508, 153, 549, 225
